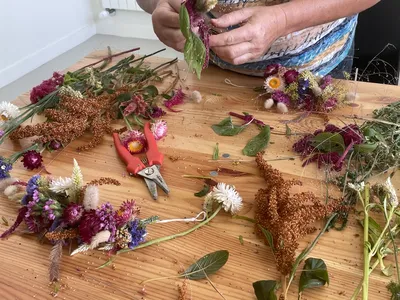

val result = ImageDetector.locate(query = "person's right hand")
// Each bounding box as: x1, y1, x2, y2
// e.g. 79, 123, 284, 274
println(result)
152, 0, 186, 52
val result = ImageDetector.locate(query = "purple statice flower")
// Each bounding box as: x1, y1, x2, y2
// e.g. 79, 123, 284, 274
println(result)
127, 219, 146, 249
43, 199, 57, 220
323, 97, 338, 111
63, 202, 84, 226
164, 89, 185, 112
320, 75, 333, 89
271, 91, 291, 106
263, 64, 280, 78
26, 175, 41, 195
30, 72, 64, 104
148, 106, 166, 119
341, 124, 363, 146
283, 69, 299, 84
0, 130, 4, 138
115, 200, 138, 227
0, 157, 12, 179
79, 203, 117, 244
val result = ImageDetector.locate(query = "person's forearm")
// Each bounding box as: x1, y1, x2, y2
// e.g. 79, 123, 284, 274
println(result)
137, 0, 159, 13
279, 0, 380, 35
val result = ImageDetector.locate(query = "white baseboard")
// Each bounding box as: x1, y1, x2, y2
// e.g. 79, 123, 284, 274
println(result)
0, 24, 96, 89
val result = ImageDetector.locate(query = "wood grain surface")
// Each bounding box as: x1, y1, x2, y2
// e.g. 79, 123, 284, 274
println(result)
0, 50, 399, 300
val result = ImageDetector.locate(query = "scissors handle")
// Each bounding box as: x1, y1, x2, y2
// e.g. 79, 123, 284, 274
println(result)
144, 122, 164, 166
113, 133, 146, 175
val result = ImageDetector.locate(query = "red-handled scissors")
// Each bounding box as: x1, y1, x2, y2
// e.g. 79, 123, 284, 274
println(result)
113, 122, 169, 200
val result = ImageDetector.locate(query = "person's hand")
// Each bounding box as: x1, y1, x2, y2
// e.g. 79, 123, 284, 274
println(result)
209, 6, 286, 65
152, 0, 186, 52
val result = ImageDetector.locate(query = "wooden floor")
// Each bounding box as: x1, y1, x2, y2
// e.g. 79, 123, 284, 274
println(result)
0, 50, 399, 300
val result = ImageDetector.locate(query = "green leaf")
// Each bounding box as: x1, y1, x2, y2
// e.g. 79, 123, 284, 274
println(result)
212, 143, 219, 160
161, 93, 172, 100
299, 258, 329, 293
354, 143, 378, 153
144, 85, 159, 98
258, 225, 275, 253
116, 93, 132, 103
285, 124, 291, 138
182, 250, 229, 280
382, 264, 393, 277
179, 4, 191, 39
211, 117, 248, 136
184, 34, 206, 79
194, 185, 210, 197
310, 132, 345, 153
243, 125, 271, 156
252, 280, 278, 300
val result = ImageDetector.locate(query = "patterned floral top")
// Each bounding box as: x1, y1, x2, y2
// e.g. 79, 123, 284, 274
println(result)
207, 0, 357, 76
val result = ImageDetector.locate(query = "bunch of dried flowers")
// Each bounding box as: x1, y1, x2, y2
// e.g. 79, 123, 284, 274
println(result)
261, 64, 348, 113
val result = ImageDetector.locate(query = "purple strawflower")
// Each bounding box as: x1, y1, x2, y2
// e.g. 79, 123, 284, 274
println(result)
63, 203, 84, 226
0, 157, 12, 179
283, 69, 299, 84
323, 97, 338, 111
21, 150, 43, 170
320, 75, 333, 89
127, 219, 146, 249
115, 200, 138, 227
264, 64, 280, 78
30, 72, 64, 104
26, 175, 40, 195
49, 140, 62, 151
79, 203, 117, 244
272, 91, 291, 106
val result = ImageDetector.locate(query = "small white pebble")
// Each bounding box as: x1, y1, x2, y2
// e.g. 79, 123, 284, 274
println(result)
264, 98, 274, 109
190, 90, 202, 103
276, 102, 289, 114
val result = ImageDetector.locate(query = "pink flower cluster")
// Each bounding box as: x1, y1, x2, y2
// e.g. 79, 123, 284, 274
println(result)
30, 72, 64, 104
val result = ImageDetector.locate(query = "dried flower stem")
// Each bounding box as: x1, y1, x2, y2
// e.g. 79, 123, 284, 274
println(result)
79, 47, 140, 70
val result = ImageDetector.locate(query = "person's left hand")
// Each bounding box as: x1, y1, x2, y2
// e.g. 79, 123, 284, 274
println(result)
209, 6, 286, 65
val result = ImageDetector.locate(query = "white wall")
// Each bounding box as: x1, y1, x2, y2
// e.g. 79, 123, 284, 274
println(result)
0, 0, 96, 89
94, 0, 157, 40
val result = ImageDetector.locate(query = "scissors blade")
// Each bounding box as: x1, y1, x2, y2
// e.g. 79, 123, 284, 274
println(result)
138, 165, 170, 195
143, 177, 158, 200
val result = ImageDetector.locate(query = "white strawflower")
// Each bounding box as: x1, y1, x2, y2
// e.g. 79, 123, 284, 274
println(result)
383, 177, 398, 207
83, 185, 99, 211
208, 183, 243, 215
49, 177, 73, 194
0, 102, 20, 125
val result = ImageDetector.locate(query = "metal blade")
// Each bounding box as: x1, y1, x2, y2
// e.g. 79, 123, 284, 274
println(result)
138, 165, 170, 195
143, 177, 158, 200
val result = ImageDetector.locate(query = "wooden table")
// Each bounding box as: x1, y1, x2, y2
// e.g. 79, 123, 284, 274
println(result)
0, 50, 399, 300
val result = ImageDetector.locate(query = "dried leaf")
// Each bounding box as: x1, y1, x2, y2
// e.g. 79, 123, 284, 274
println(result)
216, 168, 248, 177
182, 250, 229, 280
212, 143, 219, 160
285, 124, 291, 138
1, 216, 8, 226
49, 241, 63, 282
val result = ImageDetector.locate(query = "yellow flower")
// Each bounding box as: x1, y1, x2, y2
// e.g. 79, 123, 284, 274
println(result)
264, 76, 284, 92
127, 140, 144, 153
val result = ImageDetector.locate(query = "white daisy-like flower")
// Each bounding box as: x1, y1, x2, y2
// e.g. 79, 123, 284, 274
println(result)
208, 183, 243, 215
383, 177, 398, 207
264, 76, 284, 93
0, 102, 20, 124
49, 177, 73, 194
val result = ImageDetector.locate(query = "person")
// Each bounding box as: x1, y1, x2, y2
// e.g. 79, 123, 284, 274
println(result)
137, 0, 380, 78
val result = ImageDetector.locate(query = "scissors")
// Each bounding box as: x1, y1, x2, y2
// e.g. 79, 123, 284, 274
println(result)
113, 122, 169, 200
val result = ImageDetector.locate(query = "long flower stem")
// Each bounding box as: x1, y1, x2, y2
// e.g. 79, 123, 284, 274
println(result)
79, 47, 140, 71
117, 206, 222, 255
351, 259, 380, 300
362, 184, 370, 300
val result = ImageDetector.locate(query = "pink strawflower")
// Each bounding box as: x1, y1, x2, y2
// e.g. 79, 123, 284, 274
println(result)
121, 95, 148, 116
151, 120, 168, 140
63, 203, 84, 226
271, 91, 291, 106
164, 89, 185, 112
115, 200, 138, 227
21, 150, 43, 170
319, 75, 333, 89
30, 72, 64, 104
323, 97, 338, 111
283, 69, 299, 84
121, 130, 146, 154
263, 64, 280, 78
